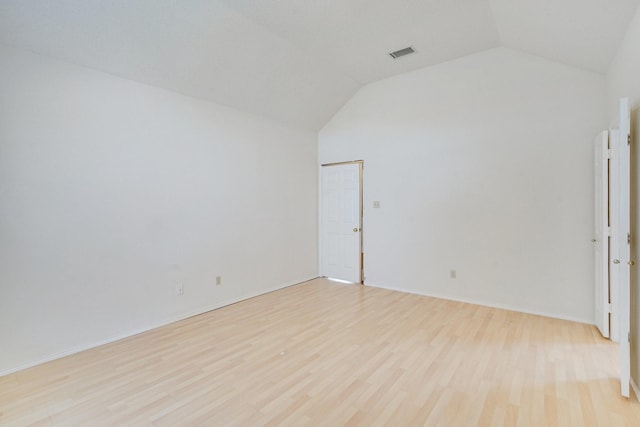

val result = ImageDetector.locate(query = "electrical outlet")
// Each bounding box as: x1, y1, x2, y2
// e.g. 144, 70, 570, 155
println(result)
216, 276, 222, 286
176, 284, 184, 295
450, 270, 456, 279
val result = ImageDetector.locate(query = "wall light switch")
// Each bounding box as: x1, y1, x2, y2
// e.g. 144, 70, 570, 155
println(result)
373, 201, 381, 208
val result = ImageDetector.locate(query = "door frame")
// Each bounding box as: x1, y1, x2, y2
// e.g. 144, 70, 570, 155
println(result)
319, 160, 364, 284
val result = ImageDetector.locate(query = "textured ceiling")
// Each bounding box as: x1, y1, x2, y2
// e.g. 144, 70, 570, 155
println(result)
0, 0, 638, 130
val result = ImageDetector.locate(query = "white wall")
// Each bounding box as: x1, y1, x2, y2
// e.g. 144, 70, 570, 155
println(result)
606, 5, 640, 120
605, 3, 640, 395
320, 47, 606, 323
0, 45, 318, 375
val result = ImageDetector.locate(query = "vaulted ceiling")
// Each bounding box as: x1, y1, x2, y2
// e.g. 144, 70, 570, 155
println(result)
1, 0, 638, 130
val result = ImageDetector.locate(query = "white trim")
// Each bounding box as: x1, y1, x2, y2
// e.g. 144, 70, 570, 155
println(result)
631, 378, 640, 402
326, 277, 357, 284
317, 162, 323, 279
364, 282, 594, 325
0, 276, 318, 377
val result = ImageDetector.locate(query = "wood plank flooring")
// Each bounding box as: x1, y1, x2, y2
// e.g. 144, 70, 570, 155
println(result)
2, 278, 640, 426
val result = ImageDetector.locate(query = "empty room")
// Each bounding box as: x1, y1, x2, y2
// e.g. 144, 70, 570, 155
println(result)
2, 0, 640, 425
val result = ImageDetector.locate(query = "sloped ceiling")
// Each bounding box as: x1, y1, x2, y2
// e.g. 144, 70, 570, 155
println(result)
0, 0, 638, 130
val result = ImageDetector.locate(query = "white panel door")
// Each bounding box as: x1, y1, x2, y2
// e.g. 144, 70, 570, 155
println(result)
594, 131, 609, 338
617, 98, 631, 398
320, 163, 362, 283
610, 129, 621, 344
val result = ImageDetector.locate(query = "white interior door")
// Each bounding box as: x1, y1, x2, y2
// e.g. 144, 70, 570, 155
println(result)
594, 131, 610, 338
610, 128, 621, 344
320, 162, 362, 283
617, 98, 631, 398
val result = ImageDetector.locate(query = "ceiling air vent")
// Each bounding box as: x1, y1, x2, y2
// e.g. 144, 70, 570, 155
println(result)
389, 46, 416, 59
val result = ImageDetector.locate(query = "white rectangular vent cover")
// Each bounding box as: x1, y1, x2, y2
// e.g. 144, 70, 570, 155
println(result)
389, 46, 416, 59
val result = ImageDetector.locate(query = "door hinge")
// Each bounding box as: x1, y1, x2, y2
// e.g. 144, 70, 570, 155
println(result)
629, 331, 631, 343
628, 233, 631, 245
607, 149, 612, 159
628, 134, 631, 145
607, 226, 612, 237
608, 303, 612, 313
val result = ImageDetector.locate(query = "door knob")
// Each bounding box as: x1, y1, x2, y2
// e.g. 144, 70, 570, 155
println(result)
629, 261, 635, 266
613, 259, 620, 264
353, 228, 359, 232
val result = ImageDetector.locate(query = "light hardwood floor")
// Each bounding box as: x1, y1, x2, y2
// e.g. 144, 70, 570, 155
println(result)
2, 278, 640, 426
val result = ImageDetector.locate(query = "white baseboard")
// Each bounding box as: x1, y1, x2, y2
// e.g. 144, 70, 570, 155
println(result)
0, 276, 318, 377
364, 282, 594, 325
631, 378, 640, 402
